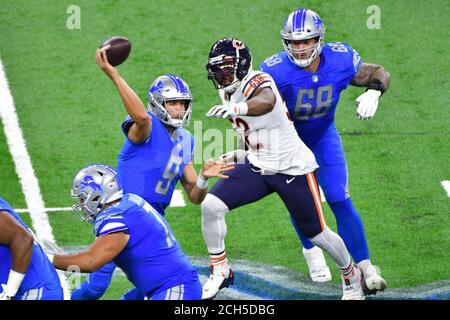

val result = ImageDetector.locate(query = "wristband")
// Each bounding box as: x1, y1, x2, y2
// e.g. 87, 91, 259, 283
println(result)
5, 270, 25, 297
235, 102, 248, 116
366, 79, 385, 95
196, 172, 208, 190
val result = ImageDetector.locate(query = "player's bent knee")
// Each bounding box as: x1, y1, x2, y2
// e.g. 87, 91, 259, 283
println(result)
322, 186, 348, 203
201, 193, 229, 218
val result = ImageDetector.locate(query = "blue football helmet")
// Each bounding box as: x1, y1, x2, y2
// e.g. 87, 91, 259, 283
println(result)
206, 38, 252, 94
71, 164, 123, 223
281, 8, 325, 67
148, 74, 193, 127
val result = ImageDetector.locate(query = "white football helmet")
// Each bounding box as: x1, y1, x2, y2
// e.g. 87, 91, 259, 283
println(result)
281, 8, 325, 68
71, 164, 123, 223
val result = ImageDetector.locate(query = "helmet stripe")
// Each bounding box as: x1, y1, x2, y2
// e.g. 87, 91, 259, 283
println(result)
167, 74, 188, 94
166, 74, 181, 93
301, 8, 307, 32
292, 10, 297, 32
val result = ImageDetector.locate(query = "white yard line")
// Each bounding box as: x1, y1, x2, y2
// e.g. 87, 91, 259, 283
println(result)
15, 189, 187, 213
441, 181, 450, 198
0, 55, 70, 299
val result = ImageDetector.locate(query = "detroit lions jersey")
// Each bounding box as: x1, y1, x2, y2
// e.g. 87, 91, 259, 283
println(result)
0, 197, 62, 297
93, 193, 197, 297
260, 42, 362, 146
219, 69, 318, 175
117, 112, 194, 216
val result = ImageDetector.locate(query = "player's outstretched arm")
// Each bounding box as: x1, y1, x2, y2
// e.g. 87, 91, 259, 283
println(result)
181, 161, 235, 204
350, 63, 391, 120
0, 211, 34, 299
52, 232, 129, 273
206, 87, 276, 119
95, 49, 151, 143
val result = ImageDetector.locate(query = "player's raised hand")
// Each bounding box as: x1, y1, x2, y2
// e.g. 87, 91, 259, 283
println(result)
355, 89, 381, 120
95, 48, 118, 79
201, 159, 235, 179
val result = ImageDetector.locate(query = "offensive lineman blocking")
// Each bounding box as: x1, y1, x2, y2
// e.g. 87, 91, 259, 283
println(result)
261, 8, 390, 294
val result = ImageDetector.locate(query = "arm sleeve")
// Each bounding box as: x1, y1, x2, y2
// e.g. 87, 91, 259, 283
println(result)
121, 115, 134, 136
71, 262, 116, 300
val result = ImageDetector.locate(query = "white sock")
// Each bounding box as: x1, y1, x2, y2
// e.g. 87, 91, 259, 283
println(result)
310, 227, 351, 268
201, 194, 229, 253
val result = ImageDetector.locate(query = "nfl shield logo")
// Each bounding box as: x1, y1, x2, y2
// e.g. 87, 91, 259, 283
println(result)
312, 75, 319, 83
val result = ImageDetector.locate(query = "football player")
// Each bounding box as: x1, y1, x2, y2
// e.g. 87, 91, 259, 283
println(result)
201, 38, 365, 300
260, 8, 390, 294
0, 196, 63, 300
69, 49, 234, 300
48, 164, 202, 300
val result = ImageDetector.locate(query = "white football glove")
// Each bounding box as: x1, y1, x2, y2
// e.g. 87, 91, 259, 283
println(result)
0, 284, 13, 300
355, 89, 382, 120
218, 149, 247, 164
206, 102, 248, 119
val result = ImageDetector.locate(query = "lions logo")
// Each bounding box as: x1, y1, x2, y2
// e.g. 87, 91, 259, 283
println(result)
80, 175, 102, 192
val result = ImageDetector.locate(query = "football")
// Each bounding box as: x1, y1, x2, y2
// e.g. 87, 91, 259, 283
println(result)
99, 36, 132, 66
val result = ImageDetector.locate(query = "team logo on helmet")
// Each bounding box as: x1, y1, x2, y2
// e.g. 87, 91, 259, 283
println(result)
80, 175, 102, 192
232, 39, 245, 49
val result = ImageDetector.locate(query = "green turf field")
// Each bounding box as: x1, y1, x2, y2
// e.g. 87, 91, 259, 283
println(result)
0, 0, 449, 299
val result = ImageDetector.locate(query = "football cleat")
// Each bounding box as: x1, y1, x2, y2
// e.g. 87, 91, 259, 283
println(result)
303, 246, 332, 282
341, 265, 365, 300
361, 264, 387, 295
202, 264, 235, 300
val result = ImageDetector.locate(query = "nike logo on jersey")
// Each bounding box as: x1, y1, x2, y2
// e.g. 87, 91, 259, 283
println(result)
286, 177, 296, 184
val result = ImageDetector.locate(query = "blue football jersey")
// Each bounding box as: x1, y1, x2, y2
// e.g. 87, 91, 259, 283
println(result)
93, 193, 197, 297
0, 197, 62, 296
260, 42, 362, 146
117, 112, 194, 216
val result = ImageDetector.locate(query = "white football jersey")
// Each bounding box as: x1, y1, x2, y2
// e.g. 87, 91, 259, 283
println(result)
219, 69, 318, 175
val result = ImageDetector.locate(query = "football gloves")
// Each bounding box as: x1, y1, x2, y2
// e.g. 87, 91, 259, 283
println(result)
206, 102, 248, 119
355, 89, 381, 120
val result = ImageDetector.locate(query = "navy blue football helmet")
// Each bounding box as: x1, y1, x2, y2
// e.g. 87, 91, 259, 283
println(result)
206, 38, 252, 94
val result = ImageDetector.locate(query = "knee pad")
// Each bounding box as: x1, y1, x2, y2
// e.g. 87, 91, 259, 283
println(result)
201, 193, 229, 219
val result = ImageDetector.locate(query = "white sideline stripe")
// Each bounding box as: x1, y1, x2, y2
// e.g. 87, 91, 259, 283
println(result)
15, 207, 74, 213
0, 56, 70, 299
15, 190, 187, 213
441, 181, 450, 198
